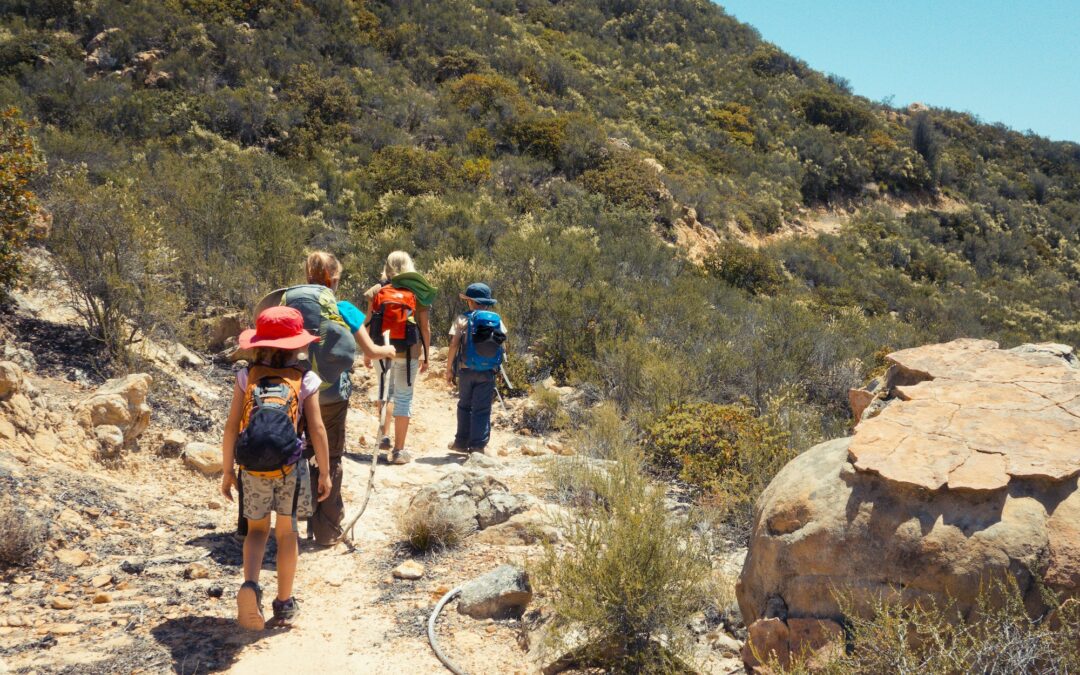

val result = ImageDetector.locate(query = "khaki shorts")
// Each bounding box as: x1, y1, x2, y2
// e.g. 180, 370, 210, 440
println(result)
240, 461, 313, 521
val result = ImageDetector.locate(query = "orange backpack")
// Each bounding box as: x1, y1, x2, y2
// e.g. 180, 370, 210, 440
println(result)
235, 365, 304, 472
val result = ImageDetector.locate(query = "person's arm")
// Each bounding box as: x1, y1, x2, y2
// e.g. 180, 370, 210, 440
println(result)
417, 306, 431, 374
446, 331, 461, 384
220, 381, 245, 501
303, 395, 332, 502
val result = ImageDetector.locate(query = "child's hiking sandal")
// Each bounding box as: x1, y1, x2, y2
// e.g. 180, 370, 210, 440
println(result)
272, 597, 300, 624
236, 581, 265, 630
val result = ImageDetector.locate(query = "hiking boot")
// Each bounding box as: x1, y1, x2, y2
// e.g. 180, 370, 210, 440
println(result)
388, 448, 412, 465
467, 446, 486, 454
447, 441, 468, 453
272, 597, 300, 624
236, 581, 265, 630
378, 436, 392, 451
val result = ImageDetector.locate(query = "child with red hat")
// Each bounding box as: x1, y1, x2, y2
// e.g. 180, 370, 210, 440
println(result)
220, 306, 332, 630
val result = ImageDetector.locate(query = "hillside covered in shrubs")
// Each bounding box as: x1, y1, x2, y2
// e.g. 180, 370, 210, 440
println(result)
2, 0, 1079, 455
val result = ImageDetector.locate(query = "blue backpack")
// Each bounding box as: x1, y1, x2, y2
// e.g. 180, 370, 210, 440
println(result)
461, 310, 506, 372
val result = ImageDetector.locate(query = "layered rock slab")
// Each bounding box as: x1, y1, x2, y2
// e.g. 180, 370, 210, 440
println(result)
850, 339, 1080, 491
738, 339, 1080, 632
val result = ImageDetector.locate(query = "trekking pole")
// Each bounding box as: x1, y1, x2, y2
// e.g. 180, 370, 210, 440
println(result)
498, 364, 514, 391
340, 332, 392, 551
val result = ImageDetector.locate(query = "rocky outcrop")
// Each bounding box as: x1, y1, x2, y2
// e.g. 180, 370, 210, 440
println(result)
0, 361, 23, 401
74, 373, 153, 445
403, 470, 527, 535
738, 340, 1080, 648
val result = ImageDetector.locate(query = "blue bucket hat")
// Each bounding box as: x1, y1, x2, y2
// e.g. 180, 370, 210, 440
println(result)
460, 282, 497, 306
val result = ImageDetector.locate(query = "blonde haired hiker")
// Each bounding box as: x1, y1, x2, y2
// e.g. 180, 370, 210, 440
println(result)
363, 250, 437, 464
221, 306, 331, 630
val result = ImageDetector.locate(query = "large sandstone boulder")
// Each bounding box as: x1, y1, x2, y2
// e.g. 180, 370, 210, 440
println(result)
738, 340, 1080, 637
75, 373, 153, 444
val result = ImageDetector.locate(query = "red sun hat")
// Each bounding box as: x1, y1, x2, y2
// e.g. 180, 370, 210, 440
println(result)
239, 306, 320, 350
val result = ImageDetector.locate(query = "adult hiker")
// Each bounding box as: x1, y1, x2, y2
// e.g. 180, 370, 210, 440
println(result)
445, 283, 507, 454
220, 306, 331, 629
279, 251, 394, 546
363, 250, 436, 464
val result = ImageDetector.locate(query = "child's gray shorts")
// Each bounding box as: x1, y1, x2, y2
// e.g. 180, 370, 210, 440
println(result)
240, 460, 313, 521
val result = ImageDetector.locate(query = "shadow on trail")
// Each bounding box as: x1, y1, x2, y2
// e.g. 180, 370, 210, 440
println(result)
414, 454, 467, 467
186, 531, 279, 572
150, 615, 287, 673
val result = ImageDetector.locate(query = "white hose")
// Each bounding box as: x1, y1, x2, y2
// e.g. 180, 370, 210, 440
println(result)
428, 586, 468, 675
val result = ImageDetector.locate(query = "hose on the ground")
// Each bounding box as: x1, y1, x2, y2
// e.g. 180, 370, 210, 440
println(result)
428, 586, 468, 675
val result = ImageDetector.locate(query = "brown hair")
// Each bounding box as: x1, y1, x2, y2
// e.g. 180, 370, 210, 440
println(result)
306, 251, 342, 287
252, 347, 299, 368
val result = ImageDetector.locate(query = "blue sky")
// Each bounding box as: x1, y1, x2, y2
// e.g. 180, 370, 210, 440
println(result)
718, 0, 1080, 143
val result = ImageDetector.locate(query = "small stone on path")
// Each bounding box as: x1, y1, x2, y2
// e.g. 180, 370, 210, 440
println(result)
50, 597, 75, 610
392, 560, 425, 580
184, 563, 210, 580
55, 550, 88, 567
92, 592, 111, 604
91, 574, 112, 588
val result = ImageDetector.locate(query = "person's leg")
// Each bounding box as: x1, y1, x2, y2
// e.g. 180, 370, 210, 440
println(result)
468, 371, 495, 450
377, 361, 393, 446
454, 371, 474, 448
309, 398, 347, 545
273, 514, 298, 601
243, 516, 271, 583
391, 359, 418, 450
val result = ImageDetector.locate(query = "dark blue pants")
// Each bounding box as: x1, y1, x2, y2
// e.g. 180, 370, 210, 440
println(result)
456, 369, 495, 450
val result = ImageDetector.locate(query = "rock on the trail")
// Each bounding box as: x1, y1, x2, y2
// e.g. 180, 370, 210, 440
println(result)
392, 560, 425, 580
50, 597, 75, 610
0, 361, 23, 401
403, 470, 527, 535
120, 560, 144, 575
456, 564, 532, 620
738, 339, 1080, 668
55, 549, 89, 567
159, 429, 188, 457
474, 506, 566, 546
182, 442, 222, 475
184, 563, 210, 580
74, 373, 153, 444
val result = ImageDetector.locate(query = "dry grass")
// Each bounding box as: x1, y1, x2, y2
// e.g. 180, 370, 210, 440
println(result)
0, 497, 47, 567
397, 501, 470, 553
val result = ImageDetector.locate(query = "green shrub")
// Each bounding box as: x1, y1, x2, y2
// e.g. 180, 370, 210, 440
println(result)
46, 169, 184, 361
534, 445, 711, 673
447, 72, 524, 117
579, 150, 665, 210
643, 402, 796, 540
425, 256, 496, 343
365, 145, 463, 196
704, 241, 786, 295
520, 387, 568, 434
0, 107, 44, 298
796, 89, 875, 135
